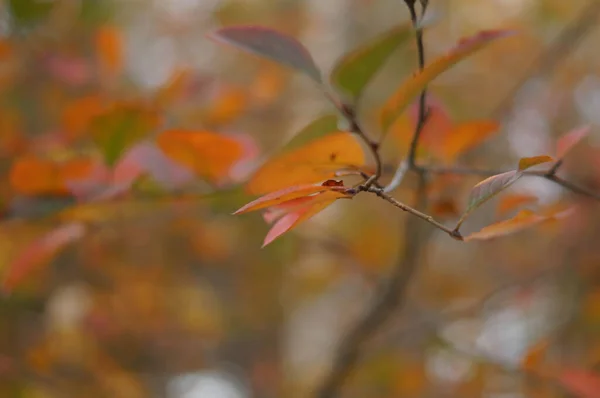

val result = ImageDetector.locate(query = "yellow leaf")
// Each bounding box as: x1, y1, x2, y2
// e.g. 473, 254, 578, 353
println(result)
247, 132, 365, 195
518, 155, 554, 171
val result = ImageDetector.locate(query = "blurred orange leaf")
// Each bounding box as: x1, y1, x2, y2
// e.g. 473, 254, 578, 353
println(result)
247, 132, 365, 195
156, 129, 245, 184
496, 194, 538, 217
2, 222, 86, 294
380, 30, 515, 131
522, 338, 550, 373
9, 156, 98, 196
204, 85, 248, 125
96, 25, 123, 77
440, 120, 500, 163
61, 95, 105, 141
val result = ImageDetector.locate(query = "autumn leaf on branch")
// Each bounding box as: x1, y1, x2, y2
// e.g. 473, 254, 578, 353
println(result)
234, 181, 353, 247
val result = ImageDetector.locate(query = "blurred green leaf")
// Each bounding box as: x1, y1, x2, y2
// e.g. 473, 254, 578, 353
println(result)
331, 24, 413, 101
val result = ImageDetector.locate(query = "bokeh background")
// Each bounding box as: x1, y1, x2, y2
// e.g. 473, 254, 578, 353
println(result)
1, 0, 600, 397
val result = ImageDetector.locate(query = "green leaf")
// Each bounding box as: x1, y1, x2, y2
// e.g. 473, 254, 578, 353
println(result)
8, 0, 54, 27
282, 115, 339, 151
330, 24, 413, 101
90, 103, 160, 166
380, 29, 515, 131
208, 25, 322, 83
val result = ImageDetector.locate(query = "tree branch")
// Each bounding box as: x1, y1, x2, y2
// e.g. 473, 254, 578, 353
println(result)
314, 177, 432, 398
315, 2, 432, 397
422, 165, 600, 201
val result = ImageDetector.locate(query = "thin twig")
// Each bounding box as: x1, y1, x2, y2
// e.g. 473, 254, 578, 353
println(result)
324, 90, 382, 188
405, 0, 427, 169
369, 186, 462, 239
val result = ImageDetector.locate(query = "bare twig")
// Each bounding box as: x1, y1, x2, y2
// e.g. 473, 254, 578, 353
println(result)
405, 0, 428, 169
369, 186, 462, 239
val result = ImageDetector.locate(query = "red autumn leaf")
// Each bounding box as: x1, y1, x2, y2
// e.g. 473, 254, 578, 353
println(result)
234, 182, 347, 215
234, 181, 352, 247
2, 222, 86, 294
261, 190, 349, 247
558, 369, 600, 398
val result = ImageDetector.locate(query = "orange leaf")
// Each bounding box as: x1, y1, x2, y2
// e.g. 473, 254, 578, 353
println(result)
61, 95, 105, 141
496, 194, 538, 217
247, 132, 365, 195
234, 183, 348, 215
204, 85, 248, 125
522, 338, 550, 373
9, 156, 98, 196
2, 223, 86, 294
558, 369, 600, 398
96, 25, 123, 77
440, 120, 500, 162
464, 207, 573, 242
518, 155, 554, 171
556, 125, 590, 159
464, 210, 546, 241
156, 129, 245, 184
380, 30, 515, 131
262, 190, 347, 247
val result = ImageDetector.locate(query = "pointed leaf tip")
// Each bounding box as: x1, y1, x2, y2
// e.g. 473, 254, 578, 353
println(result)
518, 155, 554, 171
208, 25, 322, 83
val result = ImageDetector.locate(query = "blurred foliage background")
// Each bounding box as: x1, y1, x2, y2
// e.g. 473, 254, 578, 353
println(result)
1, 0, 600, 397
